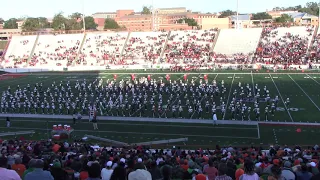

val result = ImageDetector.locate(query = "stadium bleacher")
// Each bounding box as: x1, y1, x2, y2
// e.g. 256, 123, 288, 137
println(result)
256, 26, 314, 65
163, 29, 216, 65
1, 26, 319, 70
31, 34, 84, 67
122, 31, 168, 64
79, 32, 128, 66
213, 28, 262, 55
0, 137, 319, 180
3, 35, 37, 68
2, 26, 320, 180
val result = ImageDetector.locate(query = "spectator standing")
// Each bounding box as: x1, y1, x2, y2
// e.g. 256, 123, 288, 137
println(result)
0, 157, 21, 180
126, 160, 135, 179
101, 161, 113, 180
128, 162, 152, 180
50, 159, 68, 180
79, 165, 89, 180
149, 161, 162, 180
226, 161, 236, 179
24, 159, 54, 180
203, 160, 218, 180
235, 165, 244, 180
87, 163, 101, 180
268, 165, 283, 180
161, 165, 172, 180
239, 160, 259, 180
22, 159, 37, 179
308, 162, 319, 175
296, 165, 312, 180
11, 158, 26, 178
215, 163, 232, 180
193, 174, 209, 180
281, 161, 295, 180
110, 162, 126, 180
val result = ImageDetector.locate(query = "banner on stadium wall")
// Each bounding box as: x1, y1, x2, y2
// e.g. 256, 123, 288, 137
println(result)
2, 63, 319, 73
142, 65, 149, 69
253, 64, 262, 70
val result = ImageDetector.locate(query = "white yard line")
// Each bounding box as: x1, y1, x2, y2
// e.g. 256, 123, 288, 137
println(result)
288, 74, 320, 111
222, 74, 235, 120
272, 129, 278, 144
9, 119, 258, 130
251, 72, 255, 96
0, 73, 64, 89
0, 126, 259, 139
269, 74, 294, 122
306, 74, 320, 85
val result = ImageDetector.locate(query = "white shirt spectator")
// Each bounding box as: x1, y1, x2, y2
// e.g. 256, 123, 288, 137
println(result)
101, 168, 113, 180
128, 169, 152, 180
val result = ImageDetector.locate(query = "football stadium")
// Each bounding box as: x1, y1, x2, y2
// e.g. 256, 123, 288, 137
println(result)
1, 1, 320, 180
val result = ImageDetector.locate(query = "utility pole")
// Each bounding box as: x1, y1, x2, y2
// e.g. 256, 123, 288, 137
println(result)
236, 0, 239, 29
318, 1, 320, 28
152, 0, 155, 31
82, 0, 86, 32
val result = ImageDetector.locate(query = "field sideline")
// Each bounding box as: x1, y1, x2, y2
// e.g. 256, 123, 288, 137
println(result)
0, 71, 320, 147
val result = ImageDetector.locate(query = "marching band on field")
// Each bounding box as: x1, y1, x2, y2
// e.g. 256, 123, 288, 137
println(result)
0, 74, 287, 121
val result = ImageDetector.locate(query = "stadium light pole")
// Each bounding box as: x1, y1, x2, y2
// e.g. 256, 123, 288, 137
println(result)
236, 0, 239, 29
82, 0, 86, 32
318, 2, 320, 28
152, 0, 155, 31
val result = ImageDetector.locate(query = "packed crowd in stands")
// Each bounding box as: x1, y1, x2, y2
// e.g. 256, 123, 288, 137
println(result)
122, 31, 168, 64
29, 35, 82, 67
1, 138, 320, 180
254, 26, 314, 65
78, 33, 128, 66
309, 32, 320, 64
163, 29, 216, 66
3, 26, 320, 69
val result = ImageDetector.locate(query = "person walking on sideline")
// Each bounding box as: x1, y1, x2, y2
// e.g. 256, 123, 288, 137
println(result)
92, 115, 98, 130
212, 113, 218, 126
6, 117, 10, 128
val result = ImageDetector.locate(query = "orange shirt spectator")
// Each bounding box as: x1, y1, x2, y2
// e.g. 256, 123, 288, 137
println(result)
52, 143, 61, 153
181, 160, 189, 171
79, 170, 89, 180
11, 159, 26, 177
235, 168, 244, 180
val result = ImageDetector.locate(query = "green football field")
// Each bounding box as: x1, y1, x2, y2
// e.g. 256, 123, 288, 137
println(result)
0, 71, 320, 148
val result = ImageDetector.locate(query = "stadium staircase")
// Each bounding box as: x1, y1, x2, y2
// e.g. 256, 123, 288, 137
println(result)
1, 38, 11, 59
74, 33, 87, 66
255, 27, 265, 52
307, 26, 319, 55
27, 34, 40, 66
159, 31, 171, 61
210, 29, 220, 52
120, 32, 131, 57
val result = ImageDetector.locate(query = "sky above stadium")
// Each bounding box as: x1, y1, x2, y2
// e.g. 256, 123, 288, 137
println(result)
1, 0, 310, 20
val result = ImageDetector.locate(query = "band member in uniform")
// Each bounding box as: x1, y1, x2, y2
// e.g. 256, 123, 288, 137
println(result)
92, 112, 98, 130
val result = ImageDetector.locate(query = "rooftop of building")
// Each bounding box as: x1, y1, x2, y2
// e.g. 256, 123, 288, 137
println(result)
230, 14, 251, 21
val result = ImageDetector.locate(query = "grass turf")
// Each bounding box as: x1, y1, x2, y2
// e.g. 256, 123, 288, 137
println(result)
1, 72, 320, 147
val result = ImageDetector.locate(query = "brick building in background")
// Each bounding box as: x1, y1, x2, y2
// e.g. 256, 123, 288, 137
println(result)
93, 7, 231, 31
